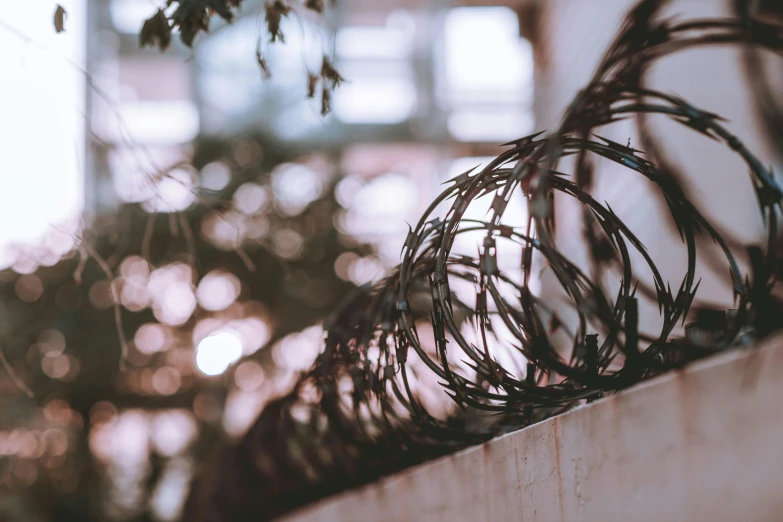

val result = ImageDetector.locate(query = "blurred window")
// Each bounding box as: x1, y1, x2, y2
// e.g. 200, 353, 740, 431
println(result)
336, 143, 441, 268
196, 14, 324, 136
439, 6, 534, 142
333, 17, 417, 124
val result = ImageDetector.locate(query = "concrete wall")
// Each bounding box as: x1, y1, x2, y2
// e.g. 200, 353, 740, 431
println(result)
282, 335, 783, 522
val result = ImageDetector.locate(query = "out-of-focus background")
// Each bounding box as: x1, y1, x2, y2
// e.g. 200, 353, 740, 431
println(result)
0, 0, 780, 520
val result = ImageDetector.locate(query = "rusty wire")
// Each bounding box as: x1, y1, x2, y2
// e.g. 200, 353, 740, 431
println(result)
185, 2, 783, 520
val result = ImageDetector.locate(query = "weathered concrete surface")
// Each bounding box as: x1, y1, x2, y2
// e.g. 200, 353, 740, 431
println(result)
282, 335, 783, 522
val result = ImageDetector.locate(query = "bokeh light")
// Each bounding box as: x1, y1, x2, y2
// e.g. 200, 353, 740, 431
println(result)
272, 229, 304, 259
200, 209, 245, 251
233, 183, 269, 215
196, 271, 241, 312
141, 169, 198, 213
234, 360, 265, 391
134, 323, 170, 355
148, 263, 197, 326
38, 329, 66, 357
271, 163, 325, 216
271, 325, 324, 372
15, 274, 44, 303
195, 330, 244, 376
200, 161, 232, 191
150, 410, 197, 457
151, 367, 182, 395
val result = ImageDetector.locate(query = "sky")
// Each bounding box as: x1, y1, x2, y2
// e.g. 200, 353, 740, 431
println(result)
0, 1, 85, 265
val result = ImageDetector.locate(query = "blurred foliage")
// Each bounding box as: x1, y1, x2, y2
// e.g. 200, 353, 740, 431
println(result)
53, 1, 342, 113
137, 0, 341, 114
0, 135, 370, 521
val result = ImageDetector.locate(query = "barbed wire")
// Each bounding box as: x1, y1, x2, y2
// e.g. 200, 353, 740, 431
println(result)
186, 1, 783, 520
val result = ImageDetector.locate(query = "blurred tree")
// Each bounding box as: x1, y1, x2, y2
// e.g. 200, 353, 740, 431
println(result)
56, 0, 343, 114
0, 132, 372, 520
0, 3, 355, 519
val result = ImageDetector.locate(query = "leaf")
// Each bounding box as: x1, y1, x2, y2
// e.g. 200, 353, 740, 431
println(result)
54, 5, 67, 33
256, 50, 271, 80
208, 0, 235, 22
170, 2, 210, 48
265, 0, 292, 43
305, 0, 325, 13
320, 56, 344, 88
320, 85, 331, 116
154, 0, 245, 48
307, 72, 319, 98
140, 10, 173, 51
